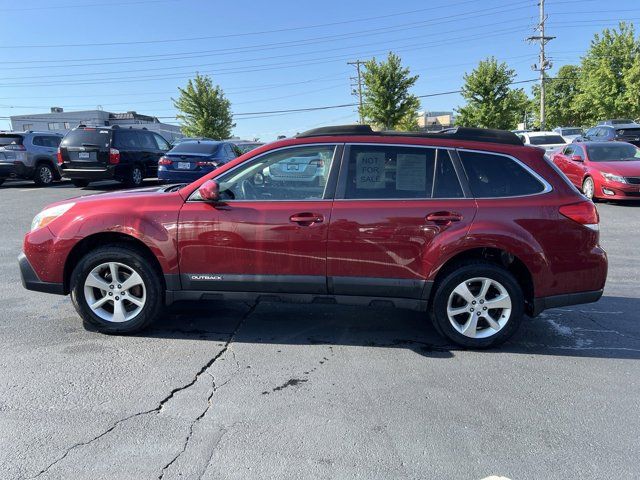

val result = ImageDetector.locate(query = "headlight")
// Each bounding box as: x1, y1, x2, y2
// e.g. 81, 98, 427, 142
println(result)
31, 203, 75, 232
601, 172, 626, 184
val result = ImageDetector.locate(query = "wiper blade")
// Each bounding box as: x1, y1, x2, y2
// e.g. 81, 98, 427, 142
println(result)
81, 143, 100, 147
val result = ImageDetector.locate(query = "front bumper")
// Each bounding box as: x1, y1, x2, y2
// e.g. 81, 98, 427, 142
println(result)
597, 182, 640, 199
18, 252, 65, 295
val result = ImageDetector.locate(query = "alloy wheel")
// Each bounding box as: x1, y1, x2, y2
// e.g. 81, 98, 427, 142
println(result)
83, 262, 146, 323
132, 168, 143, 186
446, 277, 512, 339
39, 166, 53, 184
583, 177, 594, 200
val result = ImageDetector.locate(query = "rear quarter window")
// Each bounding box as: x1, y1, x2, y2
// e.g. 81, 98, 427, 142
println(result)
459, 150, 547, 198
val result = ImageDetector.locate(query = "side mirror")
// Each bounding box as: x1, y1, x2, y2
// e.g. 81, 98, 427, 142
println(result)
198, 180, 220, 201
570, 155, 583, 162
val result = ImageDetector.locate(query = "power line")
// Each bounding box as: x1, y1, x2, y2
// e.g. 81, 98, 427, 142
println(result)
0, 78, 542, 122
0, 25, 531, 88
0, 3, 534, 71
0, 0, 518, 49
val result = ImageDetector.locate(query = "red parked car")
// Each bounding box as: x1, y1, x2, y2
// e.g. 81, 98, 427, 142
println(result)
550, 141, 640, 200
19, 125, 607, 348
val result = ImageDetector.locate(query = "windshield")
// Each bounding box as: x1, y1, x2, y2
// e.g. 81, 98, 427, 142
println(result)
169, 142, 220, 155
0, 134, 23, 146
587, 144, 640, 162
561, 128, 583, 136
529, 135, 566, 145
61, 129, 111, 147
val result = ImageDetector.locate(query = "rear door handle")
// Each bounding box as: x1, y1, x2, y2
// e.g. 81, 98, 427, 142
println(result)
290, 212, 324, 226
426, 211, 462, 224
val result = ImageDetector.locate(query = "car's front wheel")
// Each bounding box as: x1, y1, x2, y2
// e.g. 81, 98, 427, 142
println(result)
582, 176, 595, 200
70, 245, 163, 334
430, 262, 524, 348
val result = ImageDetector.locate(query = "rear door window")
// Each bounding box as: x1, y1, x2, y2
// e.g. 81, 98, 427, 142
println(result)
113, 130, 140, 150
342, 145, 463, 199
138, 131, 158, 150
459, 150, 547, 198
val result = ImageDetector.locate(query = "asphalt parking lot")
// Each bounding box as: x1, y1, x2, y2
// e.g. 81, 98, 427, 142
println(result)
0, 179, 639, 480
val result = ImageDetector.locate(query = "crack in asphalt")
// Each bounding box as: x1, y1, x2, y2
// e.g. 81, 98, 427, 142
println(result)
29, 302, 257, 480
157, 375, 217, 480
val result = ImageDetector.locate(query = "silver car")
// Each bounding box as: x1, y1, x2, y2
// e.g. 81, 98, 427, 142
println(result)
0, 131, 63, 186
265, 153, 327, 185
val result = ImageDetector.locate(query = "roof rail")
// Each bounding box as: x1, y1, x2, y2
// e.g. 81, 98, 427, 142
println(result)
296, 124, 523, 146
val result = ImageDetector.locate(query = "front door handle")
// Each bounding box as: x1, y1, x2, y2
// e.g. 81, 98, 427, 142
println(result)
290, 212, 324, 226
426, 211, 462, 225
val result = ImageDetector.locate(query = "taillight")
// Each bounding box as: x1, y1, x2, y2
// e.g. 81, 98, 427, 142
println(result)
559, 201, 599, 230
196, 160, 219, 167
4, 144, 26, 151
109, 148, 120, 165
57, 149, 63, 165
158, 156, 172, 166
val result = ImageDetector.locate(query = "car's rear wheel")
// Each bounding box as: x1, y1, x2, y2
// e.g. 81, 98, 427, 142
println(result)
430, 262, 524, 348
70, 245, 163, 334
34, 163, 55, 186
124, 165, 144, 187
582, 176, 595, 200
72, 179, 90, 188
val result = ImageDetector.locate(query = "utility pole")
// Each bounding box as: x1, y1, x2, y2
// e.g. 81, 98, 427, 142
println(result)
348, 60, 364, 124
527, 0, 554, 130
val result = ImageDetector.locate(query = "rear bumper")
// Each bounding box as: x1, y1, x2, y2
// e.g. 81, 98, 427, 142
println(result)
0, 162, 16, 178
18, 252, 65, 295
61, 165, 116, 180
531, 289, 603, 317
158, 167, 209, 183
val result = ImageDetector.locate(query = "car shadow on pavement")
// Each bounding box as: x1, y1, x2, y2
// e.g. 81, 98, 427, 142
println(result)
134, 295, 640, 360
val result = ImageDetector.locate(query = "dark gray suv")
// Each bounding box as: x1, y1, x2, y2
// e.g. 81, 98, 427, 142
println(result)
0, 131, 63, 186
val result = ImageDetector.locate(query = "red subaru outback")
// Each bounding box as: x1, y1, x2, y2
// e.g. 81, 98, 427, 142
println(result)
19, 126, 607, 348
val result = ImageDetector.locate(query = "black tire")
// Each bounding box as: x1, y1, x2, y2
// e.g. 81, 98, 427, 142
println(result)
0, 178, 5, 186
33, 163, 55, 186
70, 245, 163, 334
72, 179, 90, 188
429, 261, 524, 349
123, 165, 144, 187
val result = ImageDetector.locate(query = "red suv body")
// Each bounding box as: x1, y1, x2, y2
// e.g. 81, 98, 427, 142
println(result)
19, 126, 607, 348
550, 141, 640, 200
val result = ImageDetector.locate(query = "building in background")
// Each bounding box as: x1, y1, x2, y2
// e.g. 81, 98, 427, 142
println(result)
417, 111, 454, 131
10, 107, 183, 141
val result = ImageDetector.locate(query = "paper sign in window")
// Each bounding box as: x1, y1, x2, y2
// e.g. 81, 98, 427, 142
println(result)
396, 154, 427, 191
356, 152, 385, 189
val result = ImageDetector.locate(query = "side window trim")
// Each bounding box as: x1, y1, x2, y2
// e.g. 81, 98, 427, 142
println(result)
334, 143, 469, 200
456, 148, 553, 198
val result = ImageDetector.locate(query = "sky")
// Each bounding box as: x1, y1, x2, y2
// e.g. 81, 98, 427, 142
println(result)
1, 0, 639, 140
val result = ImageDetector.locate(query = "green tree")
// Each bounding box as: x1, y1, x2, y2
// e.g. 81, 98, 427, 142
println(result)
532, 64, 583, 127
456, 57, 530, 129
360, 52, 420, 130
576, 22, 640, 123
173, 73, 235, 139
